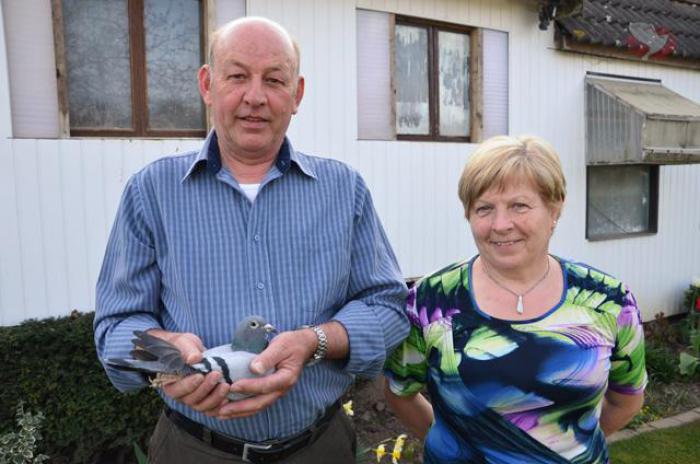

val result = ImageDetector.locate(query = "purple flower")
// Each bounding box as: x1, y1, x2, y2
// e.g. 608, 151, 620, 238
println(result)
407, 287, 416, 307
411, 307, 460, 328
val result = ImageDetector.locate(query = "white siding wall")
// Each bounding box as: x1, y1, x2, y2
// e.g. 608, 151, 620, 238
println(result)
0, 0, 698, 325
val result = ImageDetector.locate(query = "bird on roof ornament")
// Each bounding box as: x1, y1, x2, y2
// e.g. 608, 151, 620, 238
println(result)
626, 22, 677, 60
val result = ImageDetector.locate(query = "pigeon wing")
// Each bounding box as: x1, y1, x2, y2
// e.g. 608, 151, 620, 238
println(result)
106, 330, 199, 376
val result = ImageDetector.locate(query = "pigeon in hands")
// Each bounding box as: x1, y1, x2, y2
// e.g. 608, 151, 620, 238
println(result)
107, 315, 277, 400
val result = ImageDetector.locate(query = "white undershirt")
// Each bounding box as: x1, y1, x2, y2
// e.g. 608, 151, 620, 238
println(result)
240, 183, 261, 202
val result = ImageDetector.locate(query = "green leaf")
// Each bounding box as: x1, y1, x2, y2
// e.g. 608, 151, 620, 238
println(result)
689, 330, 700, 354
133, 441, 148, 464
679, 352, 699, 376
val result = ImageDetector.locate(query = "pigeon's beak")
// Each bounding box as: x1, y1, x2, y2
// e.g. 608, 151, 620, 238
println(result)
264, 323, 277, 334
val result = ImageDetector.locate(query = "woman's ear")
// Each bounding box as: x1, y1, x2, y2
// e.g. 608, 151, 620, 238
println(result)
549, 202, 563, 232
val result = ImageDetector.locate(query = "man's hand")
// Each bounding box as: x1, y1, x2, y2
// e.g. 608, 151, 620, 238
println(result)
215, 328, 318, 420
146, 329, 232, 416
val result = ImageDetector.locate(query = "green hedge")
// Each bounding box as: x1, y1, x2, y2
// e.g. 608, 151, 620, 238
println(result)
0, 312, 162, 463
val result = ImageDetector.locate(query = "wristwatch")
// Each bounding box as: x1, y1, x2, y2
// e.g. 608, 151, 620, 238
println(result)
304, 325, 328, 365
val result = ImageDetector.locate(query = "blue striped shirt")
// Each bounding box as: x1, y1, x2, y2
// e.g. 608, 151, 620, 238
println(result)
94, 132, 409, 441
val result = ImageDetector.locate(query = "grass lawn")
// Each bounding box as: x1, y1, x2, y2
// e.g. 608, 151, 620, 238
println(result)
609, 420, 700, 464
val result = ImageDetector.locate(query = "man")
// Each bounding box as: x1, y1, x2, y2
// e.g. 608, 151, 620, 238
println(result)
94, 17, 409, 464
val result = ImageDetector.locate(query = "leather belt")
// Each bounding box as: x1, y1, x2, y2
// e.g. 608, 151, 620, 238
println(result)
164, 401, 340, 463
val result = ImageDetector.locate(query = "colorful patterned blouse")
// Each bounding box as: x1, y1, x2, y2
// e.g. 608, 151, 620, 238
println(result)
385, 256, 647, 463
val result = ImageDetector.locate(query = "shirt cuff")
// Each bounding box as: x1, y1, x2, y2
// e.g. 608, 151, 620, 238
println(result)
332, 300, 387, 378
96, 315, 161, 392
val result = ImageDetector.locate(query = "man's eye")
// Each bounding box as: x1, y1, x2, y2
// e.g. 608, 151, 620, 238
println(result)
229, 74, 246, 80
266, 77, 283, 84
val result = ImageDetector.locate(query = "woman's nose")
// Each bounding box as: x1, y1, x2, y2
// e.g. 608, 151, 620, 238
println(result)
491, 209, 513, 232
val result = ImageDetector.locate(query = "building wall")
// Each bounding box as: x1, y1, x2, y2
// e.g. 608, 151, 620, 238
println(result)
0, 0, 698, 325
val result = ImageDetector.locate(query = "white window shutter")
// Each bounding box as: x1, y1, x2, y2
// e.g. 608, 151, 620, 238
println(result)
356, 9, 394, 140
3, 0, 60, 138
482, 29, 509, 139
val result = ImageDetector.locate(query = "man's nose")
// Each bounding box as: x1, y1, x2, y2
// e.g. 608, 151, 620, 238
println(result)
243, 78, 266, 106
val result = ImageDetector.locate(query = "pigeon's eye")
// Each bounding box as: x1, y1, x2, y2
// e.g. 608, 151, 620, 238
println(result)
249, 321, 259, 328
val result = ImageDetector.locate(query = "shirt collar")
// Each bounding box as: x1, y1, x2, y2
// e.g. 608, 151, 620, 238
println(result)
182, 131, 316, 181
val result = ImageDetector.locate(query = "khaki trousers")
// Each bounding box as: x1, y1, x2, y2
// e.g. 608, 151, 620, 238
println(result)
148, 409, 356, 464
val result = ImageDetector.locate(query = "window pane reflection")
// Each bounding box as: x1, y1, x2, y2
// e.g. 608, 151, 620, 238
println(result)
145, 0, 204, 130
587, 165, 651, 237
63, 0, 132, 129
395, 25, 429, 135
438, 31, 469, 137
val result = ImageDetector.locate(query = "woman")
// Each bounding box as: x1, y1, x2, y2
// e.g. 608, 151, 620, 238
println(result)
384, 135, 646, 463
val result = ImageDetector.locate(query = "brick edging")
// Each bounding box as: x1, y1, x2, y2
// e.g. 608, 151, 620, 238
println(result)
607, 407, 700, 443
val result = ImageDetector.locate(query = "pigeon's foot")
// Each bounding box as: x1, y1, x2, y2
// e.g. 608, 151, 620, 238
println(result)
149, 373, 181, 389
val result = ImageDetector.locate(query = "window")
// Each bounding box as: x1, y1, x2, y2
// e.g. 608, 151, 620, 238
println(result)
356, 10, 508, 142
395, 17, 472, 141
55, 0, 206, 137
586, 165, 658, 240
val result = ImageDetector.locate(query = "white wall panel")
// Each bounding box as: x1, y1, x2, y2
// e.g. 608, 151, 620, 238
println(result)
13, 140, 49, 318
215, 0, 246, 26
2, 0, 60, 138
36, 140, 70, 319
0, 0, 698, 324
0, 139, 24, 325
0, 138, 203, 325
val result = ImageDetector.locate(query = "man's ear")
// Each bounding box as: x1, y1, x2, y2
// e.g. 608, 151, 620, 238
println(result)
198, 64, 213, 105
292, 76, 305, 114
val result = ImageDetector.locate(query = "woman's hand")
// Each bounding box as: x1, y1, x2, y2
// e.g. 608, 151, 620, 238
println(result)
600, 389, 644, 436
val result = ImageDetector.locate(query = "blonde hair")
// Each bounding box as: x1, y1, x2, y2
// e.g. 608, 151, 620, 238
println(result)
458, 135, 566, 217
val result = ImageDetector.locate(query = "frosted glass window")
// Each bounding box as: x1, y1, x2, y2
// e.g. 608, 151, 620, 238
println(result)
438, 31, 470, 137
395, 24, 430, 135
145, 0, 204, 130
357, 13, 508, 142
59, 0, 204, 136
393, 18, 472, 140
63, 0, 132, 129
587, 165, 658, 239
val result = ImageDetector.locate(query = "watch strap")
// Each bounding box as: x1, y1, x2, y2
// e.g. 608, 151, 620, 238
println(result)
305, 325, 327, 365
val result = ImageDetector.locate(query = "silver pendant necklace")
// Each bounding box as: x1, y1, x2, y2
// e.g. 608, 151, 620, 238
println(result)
481, 257, 551, 314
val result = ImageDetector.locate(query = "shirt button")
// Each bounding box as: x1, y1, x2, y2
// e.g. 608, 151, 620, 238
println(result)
257, 282, 265, 290
254, 234, 261, 241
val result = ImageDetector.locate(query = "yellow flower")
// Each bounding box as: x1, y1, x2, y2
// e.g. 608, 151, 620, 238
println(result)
391, 434, 407, 463
342, 400, 354, 417
375, 443, 387, 462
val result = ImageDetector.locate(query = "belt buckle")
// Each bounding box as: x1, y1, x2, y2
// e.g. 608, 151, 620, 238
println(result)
242, 442, 273, 463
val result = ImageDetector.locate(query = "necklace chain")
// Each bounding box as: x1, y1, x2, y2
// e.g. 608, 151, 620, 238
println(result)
481, 257, 551, 314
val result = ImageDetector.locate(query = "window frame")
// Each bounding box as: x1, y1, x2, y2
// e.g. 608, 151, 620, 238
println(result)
394, 15, 482, 143
51, 0, 209, 138
585, 164, 659, 241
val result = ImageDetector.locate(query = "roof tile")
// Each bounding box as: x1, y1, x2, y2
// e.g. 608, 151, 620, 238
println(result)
554, 0, 700, 59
